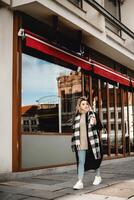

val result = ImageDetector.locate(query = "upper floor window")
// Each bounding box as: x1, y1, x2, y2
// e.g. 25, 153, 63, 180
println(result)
104, 0, 121, 35
105, 0, 120, 19
68, 0, 82, 8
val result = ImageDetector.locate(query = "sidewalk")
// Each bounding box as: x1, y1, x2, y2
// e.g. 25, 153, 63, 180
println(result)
0, 157, 134, 200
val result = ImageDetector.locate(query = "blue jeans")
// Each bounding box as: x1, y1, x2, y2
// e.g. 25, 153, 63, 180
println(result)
78, 150, 86, 180
77, 150, 100, 181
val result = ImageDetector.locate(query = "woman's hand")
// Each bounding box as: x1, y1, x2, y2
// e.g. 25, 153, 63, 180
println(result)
90, 116, 96, 125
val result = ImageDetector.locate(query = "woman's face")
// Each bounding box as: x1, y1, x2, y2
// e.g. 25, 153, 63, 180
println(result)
79, 100, 90, 113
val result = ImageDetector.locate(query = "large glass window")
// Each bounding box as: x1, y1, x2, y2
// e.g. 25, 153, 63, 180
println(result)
21, 51, 134, 158
21, 54, 82, 134
104, 0, 120, 19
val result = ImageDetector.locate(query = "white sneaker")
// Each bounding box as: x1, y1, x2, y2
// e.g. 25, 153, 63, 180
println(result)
73, 180, 83, 190
93, 176, 102, 186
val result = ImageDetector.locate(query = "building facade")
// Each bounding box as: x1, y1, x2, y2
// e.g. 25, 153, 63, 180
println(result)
0, 0, 134, 172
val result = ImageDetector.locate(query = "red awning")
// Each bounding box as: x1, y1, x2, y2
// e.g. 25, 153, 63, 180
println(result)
131, 80, 134, 87
21, 29, 133, 88
92, 61, 130, 87
24, 30, 92, 72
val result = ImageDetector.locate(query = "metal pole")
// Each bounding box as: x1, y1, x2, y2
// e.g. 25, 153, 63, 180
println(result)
58, 96, 62, 133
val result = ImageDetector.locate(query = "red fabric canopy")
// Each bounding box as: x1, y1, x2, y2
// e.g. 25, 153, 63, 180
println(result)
131, 80, 134, 87
24, 30, 132, 88
25, 33, 92, 72
92, 61, 130, 86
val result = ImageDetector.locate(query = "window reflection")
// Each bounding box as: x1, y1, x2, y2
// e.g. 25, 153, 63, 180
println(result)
128, 92, 134, 153
100, 81, 109, 156
116, 88, 123, 154
21, 54, 82, 134
58, 71, 82, 132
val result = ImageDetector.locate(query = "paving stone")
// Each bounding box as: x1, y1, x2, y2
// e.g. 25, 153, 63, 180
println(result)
100, 173, 117, 179
0, 185, 31, 194
0, 185, 47, 199
92, 181, 134, 198
1, 181, 28, 187
19, 190, 51, 199
21, 177, 64, 185
24, 198, 47, 200
102, 170, 134, 176
20, 189, 69, 199
32, 174, 70, 181
2, 181, 72, 192
56, 193, 126, 200
48, 181, 72, 192
11, 182, 51, 191
0, 192, 28, 200
1, 181, 55, 191
54, 187, 73, 195
31, 173, 74, 187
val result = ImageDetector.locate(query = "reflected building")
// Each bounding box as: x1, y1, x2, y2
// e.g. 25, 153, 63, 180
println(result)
57, 71, 82, 132
21, 105, 39, 132
22, 104, 59, 133
21, 71, 81, 133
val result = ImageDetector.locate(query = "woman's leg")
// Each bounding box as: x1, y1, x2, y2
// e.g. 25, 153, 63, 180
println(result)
93, 168, 102, 185
77, 150, 86, 181
73, 150, 86, 189
95, 168, 100, 177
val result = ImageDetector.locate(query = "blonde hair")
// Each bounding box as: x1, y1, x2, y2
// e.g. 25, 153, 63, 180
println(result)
76, 96, 91, 114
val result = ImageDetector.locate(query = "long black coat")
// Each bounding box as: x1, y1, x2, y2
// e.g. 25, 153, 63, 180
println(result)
75, 113, 103, 171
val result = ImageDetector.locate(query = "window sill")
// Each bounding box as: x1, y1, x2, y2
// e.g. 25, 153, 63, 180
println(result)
22, 131, 72, 135
106, 27, 126, 46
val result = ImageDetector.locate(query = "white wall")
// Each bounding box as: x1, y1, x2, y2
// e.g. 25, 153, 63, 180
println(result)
0, 8, 13, 172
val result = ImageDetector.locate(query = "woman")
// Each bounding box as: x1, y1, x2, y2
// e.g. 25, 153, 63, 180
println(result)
71, 96, 103, 190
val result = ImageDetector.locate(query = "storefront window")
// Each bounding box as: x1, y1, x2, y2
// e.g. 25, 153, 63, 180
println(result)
21, 53, 82, 134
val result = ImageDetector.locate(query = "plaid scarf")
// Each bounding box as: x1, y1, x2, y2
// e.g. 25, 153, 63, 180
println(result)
71, 111, 101, 159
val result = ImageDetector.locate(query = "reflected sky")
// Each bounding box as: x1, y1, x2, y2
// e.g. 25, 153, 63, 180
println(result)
22, 54, 72, 105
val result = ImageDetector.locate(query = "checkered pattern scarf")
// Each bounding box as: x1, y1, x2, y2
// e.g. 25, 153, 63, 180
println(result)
71, 111, 101, 159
